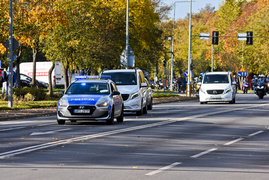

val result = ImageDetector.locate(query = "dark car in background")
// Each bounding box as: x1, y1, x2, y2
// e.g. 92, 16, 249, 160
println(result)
20, 74, 48, 88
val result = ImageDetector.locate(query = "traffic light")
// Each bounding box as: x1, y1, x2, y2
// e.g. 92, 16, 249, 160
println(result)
190, 63, 194, 70
246, 31, 253, 45
212, 31, 219, 45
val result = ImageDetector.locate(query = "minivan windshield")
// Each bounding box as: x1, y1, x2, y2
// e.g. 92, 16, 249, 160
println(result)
102, 72, 137, 85
203, 74, 229, 84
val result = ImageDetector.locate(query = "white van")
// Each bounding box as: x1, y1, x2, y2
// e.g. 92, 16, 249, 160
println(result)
199, 71, 236, 104
101, 69, 149, 115
20, 61, 65, 88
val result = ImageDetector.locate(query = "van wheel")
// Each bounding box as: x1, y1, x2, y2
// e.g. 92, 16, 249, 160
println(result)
136, 102, 143, 116
57, 120, 65, 125
147, 98, 153, 110
143, 104, 148, 114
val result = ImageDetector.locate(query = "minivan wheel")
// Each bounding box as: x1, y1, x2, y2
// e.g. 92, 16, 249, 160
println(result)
143, 104, 148, 114
57, 120, 65, 125
136, 102, 143, 116
147, 98, 153, 110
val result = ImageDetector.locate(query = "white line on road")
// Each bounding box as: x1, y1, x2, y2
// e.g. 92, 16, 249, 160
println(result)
190, 148, 218, 158
1, 103, 268, 159
248, 130, 264, 137
145, 162, 182, 176
224, 138, 244, 146
30, 128, 72, 136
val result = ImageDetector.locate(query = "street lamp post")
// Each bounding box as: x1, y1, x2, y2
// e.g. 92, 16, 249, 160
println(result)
187, 0, 192, 97
170, 1, 193, 93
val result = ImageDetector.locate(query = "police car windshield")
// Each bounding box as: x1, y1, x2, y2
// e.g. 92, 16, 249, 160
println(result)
102, 72, 137, 85
66, 83, 110, 95
203, 74, 229, 84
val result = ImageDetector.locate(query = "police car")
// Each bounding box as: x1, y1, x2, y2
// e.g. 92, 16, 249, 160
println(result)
57, 76, 124, 125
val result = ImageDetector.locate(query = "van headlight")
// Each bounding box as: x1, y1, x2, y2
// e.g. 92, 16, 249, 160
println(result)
96, 97, 110, 107
131, 91, 139, 99
58, 97, 69, 107
200, 88, 206, 94
224, 88, 231, 94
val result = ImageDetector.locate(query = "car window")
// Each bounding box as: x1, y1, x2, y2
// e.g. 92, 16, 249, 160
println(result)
66, 82, 110, 95
102, 72, 137, 85
203, 74, 229, 84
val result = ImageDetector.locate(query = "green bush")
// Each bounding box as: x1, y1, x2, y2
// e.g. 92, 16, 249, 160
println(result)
13, 87, 47, 101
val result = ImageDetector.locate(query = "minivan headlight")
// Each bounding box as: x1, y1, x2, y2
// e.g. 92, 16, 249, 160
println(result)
224, 88, 231, 94
131, 91, 139, 99
200, 88, 206, 94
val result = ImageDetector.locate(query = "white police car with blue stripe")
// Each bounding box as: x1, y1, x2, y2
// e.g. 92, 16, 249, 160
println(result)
57, 76, 124, 125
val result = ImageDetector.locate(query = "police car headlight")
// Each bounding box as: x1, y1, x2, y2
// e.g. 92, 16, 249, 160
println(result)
224, 88, 231, 94
96, 97, 110, 107
58, 98, 68, 107
131, 91, 139, 99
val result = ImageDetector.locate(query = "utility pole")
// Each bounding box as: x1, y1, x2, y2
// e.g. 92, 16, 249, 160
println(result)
187, 0, 192, 97
8, 0, 14, 107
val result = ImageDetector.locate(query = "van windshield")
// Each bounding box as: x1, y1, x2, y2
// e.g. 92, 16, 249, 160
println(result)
102, 72, 137, 85
203, 74, 229, 84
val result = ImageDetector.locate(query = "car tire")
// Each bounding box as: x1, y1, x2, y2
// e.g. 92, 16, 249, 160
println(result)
106, 107, 114, 125
117, 106, 124, 123
200, 102, 207, 104
136, 102, 143, 116
57, 120, 65, 125
143, 103, 148, 114
147, 98, 153, 110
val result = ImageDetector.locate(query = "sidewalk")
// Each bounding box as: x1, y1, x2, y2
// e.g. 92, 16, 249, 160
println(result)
0, 93, 197, 121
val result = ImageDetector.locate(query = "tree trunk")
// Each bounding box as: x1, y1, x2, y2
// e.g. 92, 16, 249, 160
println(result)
64, 65, 69, 91
32, 48, 37, 87
48, 62, 55, 97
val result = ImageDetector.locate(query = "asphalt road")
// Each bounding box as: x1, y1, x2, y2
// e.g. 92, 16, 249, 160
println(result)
0, 93, 268, 180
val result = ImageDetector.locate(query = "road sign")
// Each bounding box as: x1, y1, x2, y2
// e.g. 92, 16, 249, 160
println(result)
2, 37, 20, 51
184, 71, 188, 77
240, 66, 246, 71
238, 71, 247, 77
120, 45, 135, 67
200, 33, 210, 40
238, 33, 247, 41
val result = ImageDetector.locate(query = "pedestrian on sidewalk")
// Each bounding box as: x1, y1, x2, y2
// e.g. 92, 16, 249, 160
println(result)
2, 68, 8, 96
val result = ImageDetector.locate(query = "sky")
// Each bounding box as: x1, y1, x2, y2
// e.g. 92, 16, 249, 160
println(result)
163, 0, 224, 20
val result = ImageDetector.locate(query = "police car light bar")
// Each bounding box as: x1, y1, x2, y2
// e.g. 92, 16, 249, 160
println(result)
74, 75, 111, 80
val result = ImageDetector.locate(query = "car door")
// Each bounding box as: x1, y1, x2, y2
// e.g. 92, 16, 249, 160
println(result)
110, 82, 121, 116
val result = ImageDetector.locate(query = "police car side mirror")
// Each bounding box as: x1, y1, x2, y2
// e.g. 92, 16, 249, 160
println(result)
197, 82, 202, 86
112, 91, 120, 96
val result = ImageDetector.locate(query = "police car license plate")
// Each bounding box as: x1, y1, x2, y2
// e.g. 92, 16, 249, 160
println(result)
74, 109, 91, 113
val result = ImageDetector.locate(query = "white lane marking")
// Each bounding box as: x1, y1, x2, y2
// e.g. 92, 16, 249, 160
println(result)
190, 148, 218, 158
224, 138, 244, 146
146, 162, 182, 176
30, 128, 71, 136
1, 103, 268, 159
248, 130, 264, 137
0, 127, 25, 132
